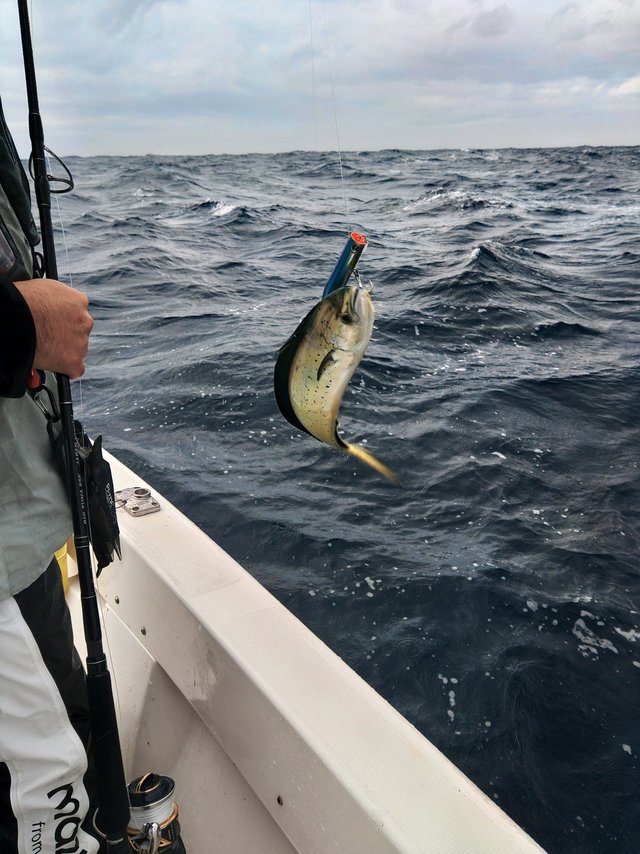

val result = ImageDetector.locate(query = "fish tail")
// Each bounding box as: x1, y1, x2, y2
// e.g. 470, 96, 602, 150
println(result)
345, 443, 399, 483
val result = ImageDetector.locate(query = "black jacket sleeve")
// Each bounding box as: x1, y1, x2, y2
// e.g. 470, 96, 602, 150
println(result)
0, 274, 36, 397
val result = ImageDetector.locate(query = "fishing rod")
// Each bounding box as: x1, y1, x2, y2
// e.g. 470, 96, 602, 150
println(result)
16, 2, 131, 850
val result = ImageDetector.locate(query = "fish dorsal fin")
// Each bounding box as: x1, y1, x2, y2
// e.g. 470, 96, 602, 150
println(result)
274, 309, 315, 437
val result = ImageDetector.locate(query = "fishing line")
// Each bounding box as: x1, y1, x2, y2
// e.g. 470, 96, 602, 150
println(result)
328, 60, 350, 231
50, 180, 126, 728
38, 49, 126, 742
46, 187, 124, 736
49, 165, 74, 284
47, 151, 85, 421
307, 0, 318, 150
308, 1, 351, 232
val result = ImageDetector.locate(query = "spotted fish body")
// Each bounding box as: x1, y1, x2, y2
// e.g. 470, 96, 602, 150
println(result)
274, 285, 397, 481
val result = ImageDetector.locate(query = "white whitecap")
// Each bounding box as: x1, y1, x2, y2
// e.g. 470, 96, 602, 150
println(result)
212, 202, 237, 217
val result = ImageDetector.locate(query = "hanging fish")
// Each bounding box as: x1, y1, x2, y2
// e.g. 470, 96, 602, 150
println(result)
274, 234, 397, 482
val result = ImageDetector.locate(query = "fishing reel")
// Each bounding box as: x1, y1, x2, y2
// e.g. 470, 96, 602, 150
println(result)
127, 774, 186, 854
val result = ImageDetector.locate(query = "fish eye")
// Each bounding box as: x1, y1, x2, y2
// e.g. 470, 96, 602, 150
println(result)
340, 313, 352, 323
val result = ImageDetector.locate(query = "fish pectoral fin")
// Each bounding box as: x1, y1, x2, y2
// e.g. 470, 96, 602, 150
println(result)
344, 442, 399, 483
317, 350, 337, 381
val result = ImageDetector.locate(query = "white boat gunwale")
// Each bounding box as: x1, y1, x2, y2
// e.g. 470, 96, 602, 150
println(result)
68, 451, 546, 853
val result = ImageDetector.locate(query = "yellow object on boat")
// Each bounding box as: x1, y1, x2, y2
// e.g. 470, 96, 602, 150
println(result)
54, 540, 72, 594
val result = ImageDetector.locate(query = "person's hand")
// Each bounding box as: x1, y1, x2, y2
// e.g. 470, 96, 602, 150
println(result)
14, 278, 94, 378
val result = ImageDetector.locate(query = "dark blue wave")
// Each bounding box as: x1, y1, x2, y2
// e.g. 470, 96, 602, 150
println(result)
57, 146, 640, 854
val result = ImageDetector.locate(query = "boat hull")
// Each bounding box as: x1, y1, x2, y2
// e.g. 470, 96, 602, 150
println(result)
68, 452, 545, 853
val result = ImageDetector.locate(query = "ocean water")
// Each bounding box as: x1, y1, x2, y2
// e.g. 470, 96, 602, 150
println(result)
55, 147, 639, 853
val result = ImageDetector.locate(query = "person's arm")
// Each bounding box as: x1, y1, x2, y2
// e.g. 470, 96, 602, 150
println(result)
0, 274, 36, 397
0, 276, 94, 397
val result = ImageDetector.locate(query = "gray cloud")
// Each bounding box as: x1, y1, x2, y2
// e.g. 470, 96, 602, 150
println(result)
0, 0, 637, 156
92, 0, 167, 33
472, 4, 515, 38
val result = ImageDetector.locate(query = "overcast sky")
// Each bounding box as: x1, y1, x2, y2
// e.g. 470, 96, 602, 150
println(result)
1, 0, 638, 156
